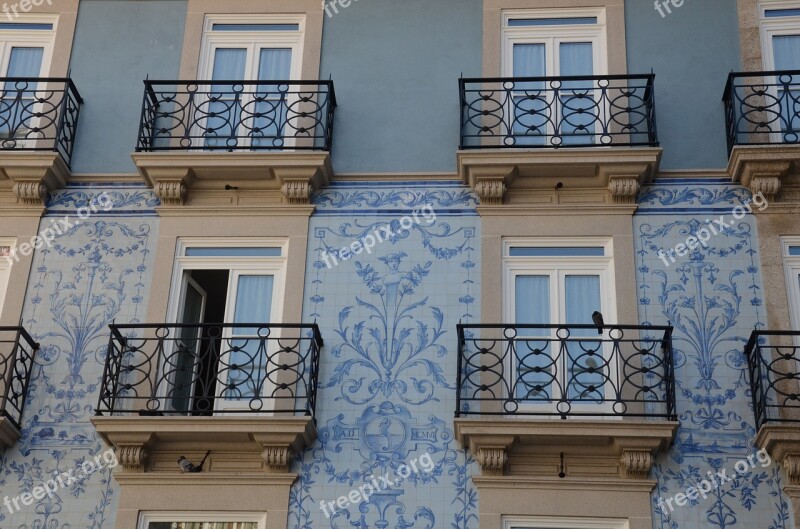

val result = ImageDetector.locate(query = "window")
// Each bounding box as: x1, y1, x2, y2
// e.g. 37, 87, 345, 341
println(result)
502, 516, 628, 529
783, 237, 800, 330
0, 240, 12, 314
502, 9, 607, 146
165, 239, 287, 414
138, 513, 266, 529
759, 2, 800, 137
197, 15, 304, 149
503, 238, 617, 411
0, 17, 55, 142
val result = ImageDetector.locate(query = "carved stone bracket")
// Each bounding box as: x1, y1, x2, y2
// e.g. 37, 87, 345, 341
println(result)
475, 177, 507, 205
727, 145, 800, 204
749, 174, 784, 202
261, 445, 292, 473
280, 179, 313, 205
12, 180, 48, 206
0, 152, 69, 209
116, 444, 149, 473
608, 175, 641, 204
784, 454, 800, 486
619, 449, 653, 479
475, 446, 508, 476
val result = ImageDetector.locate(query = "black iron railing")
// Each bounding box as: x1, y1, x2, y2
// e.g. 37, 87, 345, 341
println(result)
96, 323, 323, 417
136, 80, 336, 152
745, 330, 800, 430
459, 74, 658, 149
455, 324, 676, 419
0, 78, 82, 166
0, 326, 39, 429
723, 70, 800, 154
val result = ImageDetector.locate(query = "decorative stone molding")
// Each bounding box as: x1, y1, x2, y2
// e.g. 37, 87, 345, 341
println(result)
458, 148, 662, 211
620, 448, 653, 479
132, 152, 332, 210
0, 152, 70, 210
475, 446, 508, 476
261, 445, 292, 472
784, 454, 800, 486
727, 145, 800, 204
116, 444, 149, 472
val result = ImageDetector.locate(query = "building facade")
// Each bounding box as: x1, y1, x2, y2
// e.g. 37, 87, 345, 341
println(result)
0, 1, 799, 529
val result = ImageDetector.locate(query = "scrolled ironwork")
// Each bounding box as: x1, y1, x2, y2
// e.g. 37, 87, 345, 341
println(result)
744, 330, 800, 429
96, 323, 323, 417
459, 74, 658, 149
136, 80, 336, 152
455, 324, 676, 419
0, 326, 39, 429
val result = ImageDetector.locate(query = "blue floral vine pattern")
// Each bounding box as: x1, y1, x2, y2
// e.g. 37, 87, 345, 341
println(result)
635, 182, 788, 529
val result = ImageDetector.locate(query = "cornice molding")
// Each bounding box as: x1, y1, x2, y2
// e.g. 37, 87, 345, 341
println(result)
0, 152, 70, 211
727, 145, 800, 204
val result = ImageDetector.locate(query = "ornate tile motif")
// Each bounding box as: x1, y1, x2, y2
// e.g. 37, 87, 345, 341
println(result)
291, 182, 479, 529
0, 186, 159, 529
635, 179, 791, 529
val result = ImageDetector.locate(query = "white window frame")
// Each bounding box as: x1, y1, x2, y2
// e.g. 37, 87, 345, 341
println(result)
502, 516, 629, 529
501, 8, 607, 144
782, 236, 800, 331
502, 237, 618, 414
165, 238, 288, 413
196, 14, 305, 150
0, 238, 15, 315
138, 511, 267, 529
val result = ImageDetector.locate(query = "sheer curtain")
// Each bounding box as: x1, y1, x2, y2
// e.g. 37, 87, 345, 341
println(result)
3, 47, 44, 138
772, 35, 800, 134
253, 48, 292, 147
206, 48, 247, 147
559, 42, 594, 145
515, 275, 551, 400
228, 275, 274, 399
512, 43, 547, 145
564, 275, 603, 400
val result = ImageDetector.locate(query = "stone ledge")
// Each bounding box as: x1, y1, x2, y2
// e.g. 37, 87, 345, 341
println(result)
756, 423, 800, 486
727, 145, 800, 204
0, 152, 70, 211
457, 147, 662, 208
455, 418, 677, 479
0, 417, 21, 449
91, 415, 316, 474
132, 151, 332, 207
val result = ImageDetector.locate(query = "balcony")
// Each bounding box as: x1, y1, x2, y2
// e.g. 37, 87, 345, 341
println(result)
0, 326, 39, 449
454, 323, 677, 481
0, 78, 83, 207
457, 74, 662, 206
91, 323, 322, 474
723, 71, 800, 201
131, 80, 336, 206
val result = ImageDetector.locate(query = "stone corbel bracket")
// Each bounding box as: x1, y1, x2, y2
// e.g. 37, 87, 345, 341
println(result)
465, 434, 516, 476
0, 152, 70, 209
728, 145, 800, 203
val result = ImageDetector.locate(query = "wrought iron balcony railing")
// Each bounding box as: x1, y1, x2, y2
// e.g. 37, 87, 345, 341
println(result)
723, 70, 800, 154
745, 330, 800, 430
459, 74, 658, 149
136, 80, 336, 152
96, 323, 323, 417
1, 326, 39, 429
455, 324, 676, 419
0, 78, 82, 166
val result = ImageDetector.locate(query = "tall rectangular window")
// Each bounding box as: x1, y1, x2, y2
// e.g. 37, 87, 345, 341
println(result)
503, 239, 616, 410
502, 9, 606, 146
760, 2, 800, 137
783, 238, 800, 331
199, 15, 304, 149
0, 241, 13, 315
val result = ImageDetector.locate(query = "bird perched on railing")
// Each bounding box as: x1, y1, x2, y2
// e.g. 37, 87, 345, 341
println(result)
178, 451, 210, 473
591, 311, 604, 335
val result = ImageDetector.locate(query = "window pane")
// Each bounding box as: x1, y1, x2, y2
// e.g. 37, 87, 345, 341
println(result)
766, 9, 800, 18
790, 246, 800, 256
565, 275, 604, 401
252, 48, 293, 148
226, 275, 274, 399
184, 247, 282, 257
515, 276, 553, 400
773, 35, 800, 70
508, 17, 597, 26
509, 247, 604, 257
149, 523, 258, 529
512, 43, 547, 146
0, 23, 53, 30
5, 47, 43, 77
212, 23, 299, 31
206, 48, 247, 148
1, 47, 44, 140
559, 42, 594, 145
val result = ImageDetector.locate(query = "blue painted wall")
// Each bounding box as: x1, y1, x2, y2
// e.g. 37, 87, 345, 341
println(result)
625, 0, 742, 170
319, 0, 482, 174
68, 1, 187, 174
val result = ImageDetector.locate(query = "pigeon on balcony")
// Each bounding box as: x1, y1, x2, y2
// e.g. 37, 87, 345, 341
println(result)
591, 311, 604, 335
178, 451, 210, 473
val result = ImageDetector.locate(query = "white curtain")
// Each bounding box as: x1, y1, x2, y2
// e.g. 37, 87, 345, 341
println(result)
559, 42, 594, 144
512, 43, 547, 145
564, 275, 604, 400
514, 275, 552, 399
206, 48, 247, 147
228, 275, 274, 398
253, 48, 293, 147
772, 35, 800, 133
4, 47, 44, 135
